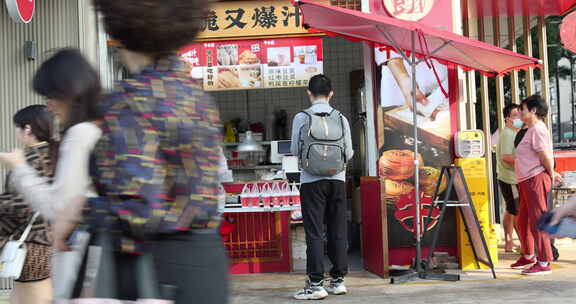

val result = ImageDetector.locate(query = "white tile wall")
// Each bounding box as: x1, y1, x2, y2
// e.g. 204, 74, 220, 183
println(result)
212, 36, 364, 138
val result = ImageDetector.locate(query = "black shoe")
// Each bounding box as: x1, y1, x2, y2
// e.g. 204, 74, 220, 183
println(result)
552, 244, 560, 261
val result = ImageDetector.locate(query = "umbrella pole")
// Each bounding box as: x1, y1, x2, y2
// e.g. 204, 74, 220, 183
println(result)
410, 31, 422, 274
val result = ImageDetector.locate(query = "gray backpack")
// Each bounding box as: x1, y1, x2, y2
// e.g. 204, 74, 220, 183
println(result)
298, 108, 346, 176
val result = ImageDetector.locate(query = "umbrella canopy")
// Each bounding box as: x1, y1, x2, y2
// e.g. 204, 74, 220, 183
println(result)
465, 0, 576, 18
295, 0, 541, 76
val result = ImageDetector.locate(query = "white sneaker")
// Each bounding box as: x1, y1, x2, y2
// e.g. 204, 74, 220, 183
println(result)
325, 278, 347, 295
293, 280, 328, 300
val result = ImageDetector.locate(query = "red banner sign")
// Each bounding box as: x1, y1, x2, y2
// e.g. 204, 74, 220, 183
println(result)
5, 0, 35, 23
180, 37, 324, 91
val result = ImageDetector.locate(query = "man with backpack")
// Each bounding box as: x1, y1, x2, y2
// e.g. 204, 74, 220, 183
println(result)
291, 74, 354, 300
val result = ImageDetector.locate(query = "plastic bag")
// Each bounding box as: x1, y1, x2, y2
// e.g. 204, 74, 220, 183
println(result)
290, 182, 301, 206
261, 183, 272, 208
249, 183, 261, 207
240, 184, 251, 208
271, 182, 281, 207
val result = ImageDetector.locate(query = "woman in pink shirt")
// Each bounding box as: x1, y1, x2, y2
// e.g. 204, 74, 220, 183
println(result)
511, 95, 562, 275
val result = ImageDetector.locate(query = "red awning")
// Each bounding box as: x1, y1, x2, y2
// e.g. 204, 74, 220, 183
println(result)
464, 0, 576, 18
296, 0, 541, 76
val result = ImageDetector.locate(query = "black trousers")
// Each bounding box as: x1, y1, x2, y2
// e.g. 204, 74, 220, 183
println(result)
74, 233, 229, 304
301, 180, 348, 283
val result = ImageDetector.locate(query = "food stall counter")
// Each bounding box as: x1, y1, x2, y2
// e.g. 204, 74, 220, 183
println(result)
221, 180, 301, 274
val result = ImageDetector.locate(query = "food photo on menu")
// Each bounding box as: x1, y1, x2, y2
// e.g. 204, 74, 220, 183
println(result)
239, 49, 260, 65
217, 67, 240, 89
217, 44, 239, 66
267, 47, 291, 66
293, 45, 318, 65
239, 65, 263, 88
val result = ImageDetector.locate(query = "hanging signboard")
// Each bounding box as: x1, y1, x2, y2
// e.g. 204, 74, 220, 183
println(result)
197, 0, 326, 41
382, 0, 435, 21
180, 37, 323, 91
5, 0, 35, 23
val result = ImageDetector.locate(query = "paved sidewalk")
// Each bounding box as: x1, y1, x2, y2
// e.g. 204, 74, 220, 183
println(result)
2, 241, 573, 303
231, 240, 576, 303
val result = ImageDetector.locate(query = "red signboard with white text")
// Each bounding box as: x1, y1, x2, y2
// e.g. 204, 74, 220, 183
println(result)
180, 37, 323, 91
5, 0, 35, 23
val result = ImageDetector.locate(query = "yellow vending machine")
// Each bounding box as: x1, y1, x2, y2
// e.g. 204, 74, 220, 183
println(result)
454, 131, 499, 269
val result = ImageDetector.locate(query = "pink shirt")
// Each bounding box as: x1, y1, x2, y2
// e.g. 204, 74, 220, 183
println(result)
515, 121, 551, 183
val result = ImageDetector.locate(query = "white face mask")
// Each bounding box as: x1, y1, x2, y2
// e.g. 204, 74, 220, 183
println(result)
512, 119, 523, 129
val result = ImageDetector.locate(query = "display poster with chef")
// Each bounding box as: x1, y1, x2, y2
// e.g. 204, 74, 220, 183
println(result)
371, 0, 457, 267
179, 37, 323, 91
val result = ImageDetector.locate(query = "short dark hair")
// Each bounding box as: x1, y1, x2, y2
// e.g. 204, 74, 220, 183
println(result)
503, 103, 519, 119
14, 105, 53, 143
93, 0, 208, 54
32, 48, 102, 131
520, 95, 548, 120
308, 74, 332, 97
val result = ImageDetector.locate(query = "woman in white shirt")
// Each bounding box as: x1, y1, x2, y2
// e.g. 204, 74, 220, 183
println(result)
0, 49, 102, 234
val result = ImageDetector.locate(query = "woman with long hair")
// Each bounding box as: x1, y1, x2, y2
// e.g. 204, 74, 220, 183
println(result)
0, 48, 102, 243
0, 105, 57, 304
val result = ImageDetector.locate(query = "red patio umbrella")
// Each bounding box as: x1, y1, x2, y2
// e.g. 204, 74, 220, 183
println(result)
295, 0, 541, 76
294, 0, 537, 283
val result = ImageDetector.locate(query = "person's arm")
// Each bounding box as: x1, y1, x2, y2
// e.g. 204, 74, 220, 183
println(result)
550, 200, 576, 226
500, 130, 516, 167
291, 113, 306, 158
0, 173, 29, 216
502, 155, 515, 166
538, 150, 561, 184
342, 116, 354, 161
533, 124, 562, 184
10, 123, 101, 221
387, 58, 428, 108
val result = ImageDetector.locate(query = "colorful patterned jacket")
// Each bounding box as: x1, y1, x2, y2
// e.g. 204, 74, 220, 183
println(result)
0, 143, 53, 247
84, 55, 222, 253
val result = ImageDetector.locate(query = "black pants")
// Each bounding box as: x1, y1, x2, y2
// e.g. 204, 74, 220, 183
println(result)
75, 233, 229, 304
301, 180, 348, 283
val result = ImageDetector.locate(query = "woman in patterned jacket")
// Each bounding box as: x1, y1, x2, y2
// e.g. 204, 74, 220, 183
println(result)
0, 105, 57, 304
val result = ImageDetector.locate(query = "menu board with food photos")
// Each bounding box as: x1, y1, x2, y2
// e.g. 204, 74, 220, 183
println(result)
179, 37, 323, 91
